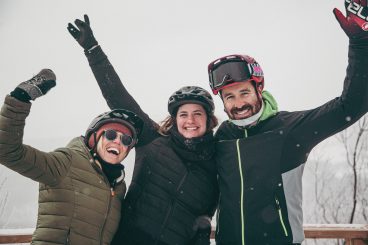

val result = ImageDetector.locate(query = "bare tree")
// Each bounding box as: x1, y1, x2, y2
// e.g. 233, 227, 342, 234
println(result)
303, 115, 368, 245
304, 153, 346, 245
336, 116, 368, 224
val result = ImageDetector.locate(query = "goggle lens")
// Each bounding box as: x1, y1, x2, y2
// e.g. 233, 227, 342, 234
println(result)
104, 129, 133, 147
209, 56, 263, 94
211, 61, 252, 89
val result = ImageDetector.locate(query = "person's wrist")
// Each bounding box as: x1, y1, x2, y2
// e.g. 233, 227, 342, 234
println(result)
86, 44, 99, 52
349, 38, 368, 48
82, 36, 98, 51
10, 88, 31, 103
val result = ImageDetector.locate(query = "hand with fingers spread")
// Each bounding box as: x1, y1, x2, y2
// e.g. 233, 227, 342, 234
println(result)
334, 0, 368, 41
67, 14, 98, 50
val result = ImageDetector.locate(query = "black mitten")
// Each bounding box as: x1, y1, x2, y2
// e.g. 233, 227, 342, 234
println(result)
10, 69, 56, 102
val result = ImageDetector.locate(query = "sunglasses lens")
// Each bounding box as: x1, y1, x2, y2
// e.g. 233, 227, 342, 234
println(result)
121, 134, 133, 147
104, 129, 134, 147
104, 129, 118, 141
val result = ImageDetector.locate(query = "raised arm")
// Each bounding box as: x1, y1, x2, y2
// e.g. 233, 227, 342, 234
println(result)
0, 70, 72, 186
287, 0, 368, 158
67, 15, 159, 145
333, 0, 368, 109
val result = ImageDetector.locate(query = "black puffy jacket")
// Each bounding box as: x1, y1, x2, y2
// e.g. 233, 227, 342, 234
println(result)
84, 46, 219, 245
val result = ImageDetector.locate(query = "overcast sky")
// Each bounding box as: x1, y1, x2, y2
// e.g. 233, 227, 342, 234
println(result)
0, 0, 350, 227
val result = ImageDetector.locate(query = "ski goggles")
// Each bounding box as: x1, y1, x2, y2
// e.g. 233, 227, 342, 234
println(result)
208, 55, 263, 95
103, 129, 133, 147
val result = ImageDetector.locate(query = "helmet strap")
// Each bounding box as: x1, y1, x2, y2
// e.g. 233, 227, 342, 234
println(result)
88, 131, 100, 157
92, 131, 98, 151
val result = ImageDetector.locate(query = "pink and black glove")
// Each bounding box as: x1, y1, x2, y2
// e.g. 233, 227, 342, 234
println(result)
67, 14, 98, 51
334, 0, 368, 45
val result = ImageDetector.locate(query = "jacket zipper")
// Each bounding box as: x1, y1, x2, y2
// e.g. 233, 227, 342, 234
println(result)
66, 229, 70, 245
216, 193, 221, 236
155, 170, 189, 244
85, 144, 119, 245
99, 179, 114, 245
236, 139, 245, 245
275, 196, 288, 237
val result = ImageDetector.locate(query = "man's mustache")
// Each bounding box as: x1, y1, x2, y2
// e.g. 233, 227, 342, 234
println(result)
230, 104, 252, 115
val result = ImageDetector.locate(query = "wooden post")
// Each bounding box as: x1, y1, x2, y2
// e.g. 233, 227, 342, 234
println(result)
0, 234, 32, 244
352, 239, 368, 245
304, 224, 368, 244
0, 229, 33, 244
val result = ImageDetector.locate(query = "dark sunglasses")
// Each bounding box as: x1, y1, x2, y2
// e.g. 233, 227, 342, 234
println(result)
208, 55, 263, 94
103, 129, 134, 147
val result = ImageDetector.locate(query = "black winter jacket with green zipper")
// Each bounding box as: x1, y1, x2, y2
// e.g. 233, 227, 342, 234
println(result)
214, 44, 368, 245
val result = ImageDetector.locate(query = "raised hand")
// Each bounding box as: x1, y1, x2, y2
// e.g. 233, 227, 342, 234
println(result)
334, 0, 368, 41
67, 14, 98, 50
11, 69, 56, 102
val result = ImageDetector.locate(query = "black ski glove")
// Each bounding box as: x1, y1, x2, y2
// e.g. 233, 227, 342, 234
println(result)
191, 215, 212, 245
10, 69, 56, 102
67, 14, 98, 50
334, 0, 368, 46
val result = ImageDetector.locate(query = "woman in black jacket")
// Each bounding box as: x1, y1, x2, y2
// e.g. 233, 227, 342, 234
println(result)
67, 15, 219, 245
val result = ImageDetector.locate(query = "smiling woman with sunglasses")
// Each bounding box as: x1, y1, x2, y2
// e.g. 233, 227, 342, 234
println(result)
68, 15, 219, 245
0, 70, 144, 245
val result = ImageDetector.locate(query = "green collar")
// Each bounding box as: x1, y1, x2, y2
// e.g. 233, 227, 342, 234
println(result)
259, 90, 278, 122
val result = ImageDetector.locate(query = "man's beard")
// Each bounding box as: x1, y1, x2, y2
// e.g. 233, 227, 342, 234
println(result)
226, 100, 262, 120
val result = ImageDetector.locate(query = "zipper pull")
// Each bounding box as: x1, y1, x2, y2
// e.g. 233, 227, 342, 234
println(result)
244, 129, 248, 138
110, 179, 117, 197
275, 197, 281, 210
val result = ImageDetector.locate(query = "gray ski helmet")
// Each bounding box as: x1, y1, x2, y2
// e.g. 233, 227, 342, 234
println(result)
168, 86, 215, 116
85, 109, 144, 149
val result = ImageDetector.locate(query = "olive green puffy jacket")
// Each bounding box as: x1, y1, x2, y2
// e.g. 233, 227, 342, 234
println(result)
0, 95, 126, 245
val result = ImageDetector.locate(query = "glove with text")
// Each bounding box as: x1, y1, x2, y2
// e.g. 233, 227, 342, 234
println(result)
11, 69, 56, 102
334, 0, 368, 44
67, 14, 98, 50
